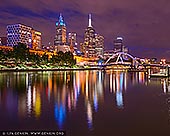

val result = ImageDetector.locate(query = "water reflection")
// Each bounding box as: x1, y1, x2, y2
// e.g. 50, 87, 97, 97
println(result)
160, 78, 170, 125
0, 71, 148, 130
106, 71, 147, 109
54, 103, 66, 129
161, 78, 170, 94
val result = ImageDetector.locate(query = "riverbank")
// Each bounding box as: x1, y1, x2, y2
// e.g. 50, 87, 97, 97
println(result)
0, 67, 103, 72
0, 63, 148, 72
0, 67, 148, 72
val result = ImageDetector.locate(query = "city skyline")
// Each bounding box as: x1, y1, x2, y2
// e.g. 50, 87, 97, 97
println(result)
0, 0, 170, 59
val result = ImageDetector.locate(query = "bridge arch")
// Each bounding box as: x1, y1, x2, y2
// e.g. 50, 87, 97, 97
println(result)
105, 52, 140, 67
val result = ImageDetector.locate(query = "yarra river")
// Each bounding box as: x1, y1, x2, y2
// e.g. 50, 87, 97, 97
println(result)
0, 70, 170, 136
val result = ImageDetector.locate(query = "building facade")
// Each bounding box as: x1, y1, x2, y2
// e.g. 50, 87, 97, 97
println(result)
6, 24, 42, 49
68, 32, 77, 53
0, 37, 7, 45
82, 14, 96, 57
113, 37, 128, 53
80, 42, 85, 55
32, 30, 42, 50
95, 34, 104, 57
84, 25, 96, 57
114, 37, 123, 52
7, 24, 32, 47
82, 14, 104, 58
54, 14, 70, 53
54, 14, 67, 46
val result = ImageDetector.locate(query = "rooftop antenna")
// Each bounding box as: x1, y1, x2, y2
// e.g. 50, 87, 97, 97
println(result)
88, 14, 92, 27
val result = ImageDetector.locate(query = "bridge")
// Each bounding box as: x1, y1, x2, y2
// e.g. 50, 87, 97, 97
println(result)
103, 51, 169, 68
103, 52, 141, 68
102, 51, 170, 77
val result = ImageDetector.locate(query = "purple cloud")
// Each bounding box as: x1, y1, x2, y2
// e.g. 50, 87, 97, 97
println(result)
1, 0, 170, 58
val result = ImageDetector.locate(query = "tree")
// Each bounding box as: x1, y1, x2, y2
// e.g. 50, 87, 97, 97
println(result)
57, 51, 64, 65
49, 51, 76, 67
0, 50, 5, 60
13, 42, 30, 62
41, 53, 49, 64
64, 51, 76, 67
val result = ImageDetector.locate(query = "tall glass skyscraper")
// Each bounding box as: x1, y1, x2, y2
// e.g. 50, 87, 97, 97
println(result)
84, 14, 96, 57
54, 14, 67, 45
82, 14, 104, 58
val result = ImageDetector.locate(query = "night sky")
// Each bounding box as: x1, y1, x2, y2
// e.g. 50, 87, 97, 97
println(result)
1, 0, 170, 59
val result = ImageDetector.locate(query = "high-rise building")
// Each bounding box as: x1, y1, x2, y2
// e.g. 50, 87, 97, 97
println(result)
95, 34, 104, 57
54, 13, 70, 53
82, 14, 104, 58
0, 37, 7, 45
7, 24, 32, 47
32, 30, 42, 49
114, 37, 123, 52
54, 14, 67, 45
83, 14, 96, 57
68, 32, 77, 53
113, 37, 128, 53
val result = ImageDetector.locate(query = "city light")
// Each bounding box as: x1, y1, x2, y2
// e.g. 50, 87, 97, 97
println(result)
160, 59, 166, 65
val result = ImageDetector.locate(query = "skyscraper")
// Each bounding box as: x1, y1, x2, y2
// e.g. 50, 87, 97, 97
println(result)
68, 32, 77, 53
113, 37, 128, 53
83, 14, 96, 57
114, 37, 123, 52
54, 14, 67, 45
54, 14, 70, 53
82, 14, 104, 58
95, 34, 104, 57
7, 24, 32, 47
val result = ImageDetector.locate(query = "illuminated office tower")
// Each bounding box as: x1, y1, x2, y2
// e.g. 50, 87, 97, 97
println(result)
32, 29, 42, 49
80, 42, 85, 54
114, 37, 123, 52
68, 32, 77, 53
95, 34, 104, 57
84, 14, 96, 57
7, 24, 32, 48
113, 37, 128, 53
54, 13, 67, 45
54, 13, 70, 52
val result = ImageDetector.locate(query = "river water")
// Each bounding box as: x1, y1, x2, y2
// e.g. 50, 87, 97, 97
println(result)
0, 70, 170, 136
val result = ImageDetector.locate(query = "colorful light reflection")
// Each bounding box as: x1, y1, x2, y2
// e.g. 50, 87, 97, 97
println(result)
54, 103, 66, 129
